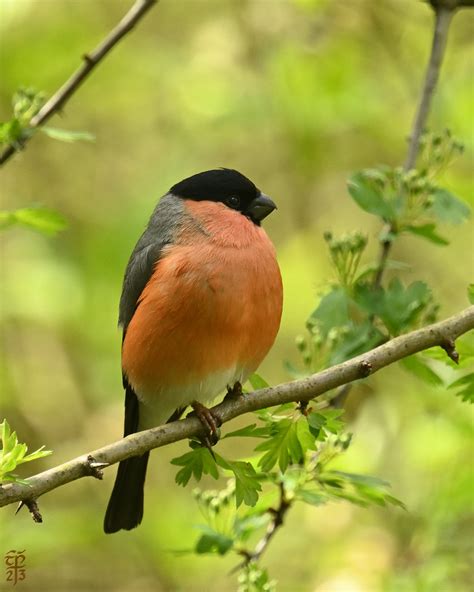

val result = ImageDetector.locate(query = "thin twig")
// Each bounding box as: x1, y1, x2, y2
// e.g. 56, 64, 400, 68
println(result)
0, 0, 157, 166
404, 5, 455, 171
0, 306, 472, 511
332, 3, 458, 410
235, 483, 291, 570
375, 2, 456, 286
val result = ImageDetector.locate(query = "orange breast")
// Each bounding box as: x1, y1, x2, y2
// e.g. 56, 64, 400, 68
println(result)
121, 201, 283, 405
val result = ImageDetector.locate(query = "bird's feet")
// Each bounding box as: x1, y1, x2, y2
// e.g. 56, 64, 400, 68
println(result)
190, 401, 222, 448
224, 381, 243, 401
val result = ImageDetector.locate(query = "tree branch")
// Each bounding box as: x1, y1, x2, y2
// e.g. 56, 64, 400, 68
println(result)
374, 1, 457, 288
404, 3, 455, 171
1, 306, 473, 510
0, 0, 157, 166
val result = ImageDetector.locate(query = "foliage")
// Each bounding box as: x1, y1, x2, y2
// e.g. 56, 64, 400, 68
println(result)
169, 126, 471, 587
1, 1, 473, 591
0, 420, 52, 485
173, 402, 404, 587
0, 207, 67, 235
0, 86, 94, 150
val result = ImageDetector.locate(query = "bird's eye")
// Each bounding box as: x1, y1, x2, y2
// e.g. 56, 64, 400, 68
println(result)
226, 195, 241, 209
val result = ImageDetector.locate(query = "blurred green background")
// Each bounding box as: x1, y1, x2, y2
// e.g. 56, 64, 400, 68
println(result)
1, 0, 473, 590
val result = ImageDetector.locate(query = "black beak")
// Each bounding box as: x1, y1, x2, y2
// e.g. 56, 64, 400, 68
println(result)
246, 193, 277, 223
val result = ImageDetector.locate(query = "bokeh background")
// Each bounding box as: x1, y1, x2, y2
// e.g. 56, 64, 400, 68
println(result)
1, 1, 473, 591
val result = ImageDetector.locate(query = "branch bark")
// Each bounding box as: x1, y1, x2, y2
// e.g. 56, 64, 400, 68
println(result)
0, 0, 157, 166
1, 306, 473, 510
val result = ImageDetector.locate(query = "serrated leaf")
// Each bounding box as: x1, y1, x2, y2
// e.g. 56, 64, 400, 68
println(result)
41, 126, 95, 143
354, 279, 432, 335
171, 447, 219, 487
255, 417, 316, 474
348, 171, 396, 221
448, 373, 474, 404
307, 287, 350, 337
215, 454, 261, 507
430, 189, 471, 225
401, 355, 444, 386
255, 419, 294, 473
405, 223, 449, 245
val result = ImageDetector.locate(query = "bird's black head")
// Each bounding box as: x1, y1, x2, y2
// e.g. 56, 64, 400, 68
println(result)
169, 168, 276, 224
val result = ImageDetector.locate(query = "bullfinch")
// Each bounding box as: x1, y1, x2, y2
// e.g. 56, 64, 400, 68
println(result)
104, 168, 283, 534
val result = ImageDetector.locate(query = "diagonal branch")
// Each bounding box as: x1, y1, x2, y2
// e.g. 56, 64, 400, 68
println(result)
0, 306, 473, 510
0, 0, 157, 166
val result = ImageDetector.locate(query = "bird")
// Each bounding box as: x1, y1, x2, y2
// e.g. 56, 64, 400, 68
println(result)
103, 168, 283, 534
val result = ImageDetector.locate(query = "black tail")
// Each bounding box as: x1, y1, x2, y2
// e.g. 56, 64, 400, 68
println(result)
103, 451, 149, 533
104, 377, 186, 534
104, 379, 148, 534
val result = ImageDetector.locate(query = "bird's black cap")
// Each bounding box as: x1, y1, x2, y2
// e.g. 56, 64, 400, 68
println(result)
170, 168, 276, 224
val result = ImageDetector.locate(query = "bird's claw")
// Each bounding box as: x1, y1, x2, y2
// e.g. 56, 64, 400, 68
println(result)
189, 401, 221, 446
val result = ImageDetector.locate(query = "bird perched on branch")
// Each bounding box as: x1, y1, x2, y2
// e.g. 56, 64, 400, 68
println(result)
104, 169, 283, 533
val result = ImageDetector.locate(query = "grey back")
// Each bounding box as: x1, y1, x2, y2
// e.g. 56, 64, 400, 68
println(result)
119, 194, 184, 332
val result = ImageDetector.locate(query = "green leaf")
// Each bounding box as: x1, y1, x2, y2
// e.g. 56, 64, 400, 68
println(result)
255, 417, 316, 474
307, 287, 350, 337
347, 171, 396, 221
307, 409, 344, 440
468, 284, 474, 305
354, 279, 432, 335
7, 207, 67, 236
401, 355, 444, 386
448, 373, 474, 404
405, 223, 449, 246
195, 526, 234, 555
41, 127, 95, 143
223, 424, 269, 439
0, 419, 52, 484
429, 189, 471, 225
215, 454, 261, 507
171, 447, 219, 487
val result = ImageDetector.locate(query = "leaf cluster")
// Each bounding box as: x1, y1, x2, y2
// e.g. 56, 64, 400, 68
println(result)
172, 397, 404, 579
0, 87, 94, 151
292, 129, 471, 403
0, 419, 52, 485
